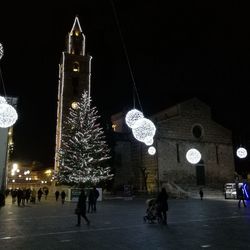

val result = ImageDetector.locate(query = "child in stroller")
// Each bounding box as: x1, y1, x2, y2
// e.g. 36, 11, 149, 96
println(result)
143, 198, 161, 224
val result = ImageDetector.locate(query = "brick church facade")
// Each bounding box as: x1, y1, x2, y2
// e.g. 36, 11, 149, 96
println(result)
111, 98, 235, 193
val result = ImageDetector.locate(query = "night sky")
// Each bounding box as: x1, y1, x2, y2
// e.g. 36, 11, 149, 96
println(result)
0, 1, 250, 168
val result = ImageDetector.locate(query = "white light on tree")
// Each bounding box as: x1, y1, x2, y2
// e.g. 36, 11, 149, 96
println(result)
0, 43, 3, 60
148, 146, 156, 155
186, 148, 201, 164
132, 118, 156, 143
0, 96, 7, 104
0, 103, 18, 128
236, 147, 247, 159
125, 109, 144, 128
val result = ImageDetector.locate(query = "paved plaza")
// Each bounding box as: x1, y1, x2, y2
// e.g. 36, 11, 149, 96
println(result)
0, 194, 250, 250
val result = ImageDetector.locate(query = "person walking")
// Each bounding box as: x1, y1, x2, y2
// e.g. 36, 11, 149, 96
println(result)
31, 188, 36, 203
55, 190, 60, 201
76, 189, 90, 226
38, 188, 43, 202
199, 188, 204, 200
87, 188, 95, 213
17, 188, 23, 206
61, 190, 66, 205
237, 185, 247, 208
44, 189, 49, 200
156, 187, 169, 225
92, 187, 100, 212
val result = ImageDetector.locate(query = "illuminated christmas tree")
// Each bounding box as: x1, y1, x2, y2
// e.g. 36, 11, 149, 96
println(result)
56, 91, 113, 186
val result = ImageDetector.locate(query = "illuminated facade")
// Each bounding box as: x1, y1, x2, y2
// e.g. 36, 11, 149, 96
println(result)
111, 98, 235, 193
55, 16, 92, 171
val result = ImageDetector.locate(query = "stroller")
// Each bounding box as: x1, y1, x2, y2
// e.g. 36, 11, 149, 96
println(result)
143, 198, 161, 224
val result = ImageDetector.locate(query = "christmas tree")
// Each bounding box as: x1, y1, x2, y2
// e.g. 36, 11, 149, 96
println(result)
56, 91, 113, 186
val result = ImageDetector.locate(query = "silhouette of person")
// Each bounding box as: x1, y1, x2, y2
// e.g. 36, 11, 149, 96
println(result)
199, 188, 204, 200
156, 187, 169, 225
87, 189, 95, 213
92, 187, 99, 212
38, 188, 43, 202
76, 189, 90, 226
55, 190, 60, 201
238, 186, 247, 208
61, 190, 66, 205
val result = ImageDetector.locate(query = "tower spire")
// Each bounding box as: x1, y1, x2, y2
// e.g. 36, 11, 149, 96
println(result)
67, 16, 85, 55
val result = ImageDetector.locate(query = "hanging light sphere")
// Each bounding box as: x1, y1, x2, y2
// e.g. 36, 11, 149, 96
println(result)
236, 147, 247, 159
148, 146, 156, 155
0, 103, 18, 128
186, 148, 202, 164
132, 118, 156, 143
0, 96, 7, 104
144, 136, 154, 146
0, 43, 3, 60
125, 109, 144, 128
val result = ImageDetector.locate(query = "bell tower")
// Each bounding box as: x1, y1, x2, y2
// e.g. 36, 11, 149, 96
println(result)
54, 16, 92, 171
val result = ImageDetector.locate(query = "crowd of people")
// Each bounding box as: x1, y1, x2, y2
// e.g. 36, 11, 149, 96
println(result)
5, 187, 69, 206
2, 184, 248, 228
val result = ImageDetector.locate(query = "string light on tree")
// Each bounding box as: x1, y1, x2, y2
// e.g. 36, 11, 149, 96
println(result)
132, 118, 156, 143
0, 103, 18, 128
186, 148, 202, 164
148, 146, 156, 155
0, 43, 3, 60
236, 147, 247, 159
125, 109, 144, 128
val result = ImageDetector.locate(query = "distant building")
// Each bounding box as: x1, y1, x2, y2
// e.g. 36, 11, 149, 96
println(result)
7, 161, 54, 190
111, 98, 235, 193
54, 16, 92, 171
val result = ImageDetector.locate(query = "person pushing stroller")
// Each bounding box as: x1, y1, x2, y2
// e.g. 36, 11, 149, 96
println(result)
143, 198, 161, 224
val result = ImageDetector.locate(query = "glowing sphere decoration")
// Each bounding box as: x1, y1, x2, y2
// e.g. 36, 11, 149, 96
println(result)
148, 146, 156, 155
125, 109, 144, 128
0, 96, 7, 104
186, 148, 202, 164
0, 43, 3, 60
236, 147, 247, 159
132, 118, 156, 143
0, 103, 18, 128
144, 136, 154, 146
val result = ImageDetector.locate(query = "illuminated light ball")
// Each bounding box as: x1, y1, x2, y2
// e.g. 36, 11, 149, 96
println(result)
0, 43, 3, 60
125, 109, 144, 128
148, 146, 156, 155
132, 118, 156, 143
0, 103, 18, 128
186, 148, 202, 164
0, 96, 7, 104
144, 136, 154, 146
236, 147, 247, 159
71, 101, 79, 109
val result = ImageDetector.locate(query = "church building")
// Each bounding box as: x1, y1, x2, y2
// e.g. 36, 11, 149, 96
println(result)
111, 98, 235, 193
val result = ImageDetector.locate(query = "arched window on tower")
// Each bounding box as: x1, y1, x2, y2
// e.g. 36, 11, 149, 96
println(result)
73, 62, 80, 72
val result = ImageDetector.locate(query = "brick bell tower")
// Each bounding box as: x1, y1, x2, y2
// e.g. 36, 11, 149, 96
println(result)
54, 16, 92, 171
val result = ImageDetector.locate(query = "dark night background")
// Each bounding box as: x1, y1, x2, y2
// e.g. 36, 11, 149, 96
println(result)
0, 1, 250, 173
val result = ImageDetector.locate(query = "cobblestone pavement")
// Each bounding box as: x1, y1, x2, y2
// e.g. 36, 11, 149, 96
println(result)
0, 195, 250, 250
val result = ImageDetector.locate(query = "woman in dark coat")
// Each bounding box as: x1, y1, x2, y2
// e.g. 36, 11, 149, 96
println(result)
76, 189, 90, 226
156, 187, 169, 225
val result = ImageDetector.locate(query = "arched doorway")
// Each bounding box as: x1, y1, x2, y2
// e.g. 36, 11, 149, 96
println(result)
196, 160, 205, 185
